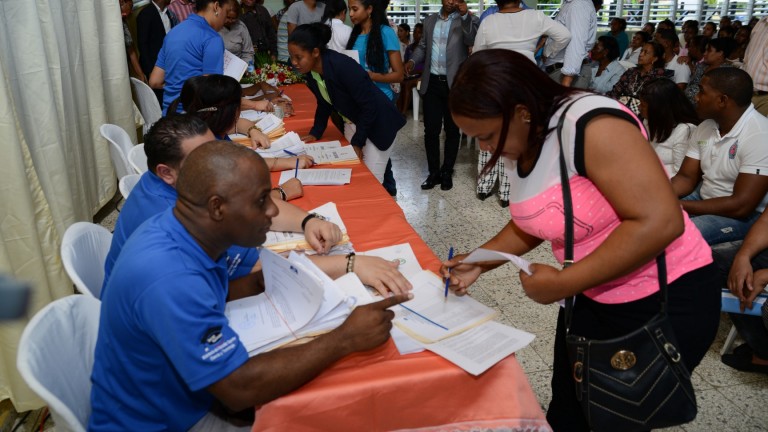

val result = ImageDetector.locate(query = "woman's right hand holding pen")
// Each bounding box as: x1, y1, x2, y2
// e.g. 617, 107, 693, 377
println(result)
440, 253, 483, 296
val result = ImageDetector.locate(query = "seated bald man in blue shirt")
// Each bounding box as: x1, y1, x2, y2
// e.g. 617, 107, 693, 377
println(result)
104, 114, 412, 298
89, 140, 412, 431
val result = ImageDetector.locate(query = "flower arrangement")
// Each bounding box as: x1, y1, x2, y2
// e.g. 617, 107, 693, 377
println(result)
240, 63, 304, 87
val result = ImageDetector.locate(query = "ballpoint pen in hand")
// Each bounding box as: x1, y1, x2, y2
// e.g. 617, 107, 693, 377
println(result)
294, 157, 299, 178
444, 246, 454, 299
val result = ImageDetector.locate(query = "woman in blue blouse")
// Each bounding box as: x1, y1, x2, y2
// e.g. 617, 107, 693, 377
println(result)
588, 36, 625, 94
289, 23, 405, 182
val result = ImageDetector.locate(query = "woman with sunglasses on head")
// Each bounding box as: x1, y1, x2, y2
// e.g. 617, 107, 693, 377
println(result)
441, 49, 719, 431
288, 23, 405, 183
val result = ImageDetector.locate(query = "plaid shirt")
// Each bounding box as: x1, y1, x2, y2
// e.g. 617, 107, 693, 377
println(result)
168, 0, 195, 24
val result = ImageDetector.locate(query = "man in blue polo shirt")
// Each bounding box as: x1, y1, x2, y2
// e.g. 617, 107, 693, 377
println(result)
104, 115, 412, 297
89, 141, 411, 430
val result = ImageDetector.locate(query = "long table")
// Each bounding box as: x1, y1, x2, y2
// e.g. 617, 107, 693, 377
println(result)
255, 85, 550, 431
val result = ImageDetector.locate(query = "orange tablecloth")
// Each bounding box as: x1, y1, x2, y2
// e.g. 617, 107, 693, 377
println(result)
254, 85, 550, 431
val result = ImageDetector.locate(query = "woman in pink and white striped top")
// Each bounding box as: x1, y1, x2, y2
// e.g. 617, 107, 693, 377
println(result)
442, 50, 720, 431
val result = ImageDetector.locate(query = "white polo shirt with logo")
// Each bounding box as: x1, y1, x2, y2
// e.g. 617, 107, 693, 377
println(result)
685, 104, 768, 211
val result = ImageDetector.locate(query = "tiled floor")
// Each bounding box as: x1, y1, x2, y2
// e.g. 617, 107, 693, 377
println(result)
391, 113, 768, 431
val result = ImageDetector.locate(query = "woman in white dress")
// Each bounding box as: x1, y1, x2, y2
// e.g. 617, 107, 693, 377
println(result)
472, 0, 570, 207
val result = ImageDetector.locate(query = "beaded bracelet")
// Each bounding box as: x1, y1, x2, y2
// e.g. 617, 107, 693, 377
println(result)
345, 253, 356, 274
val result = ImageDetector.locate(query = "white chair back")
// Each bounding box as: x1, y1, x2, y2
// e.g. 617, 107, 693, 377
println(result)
61, 222, 113, 298
118, 174, 142, 200
17, 295, 101, 432
128, 143, 148, 174
99, 124, 134, 180
130, 77, 162, 136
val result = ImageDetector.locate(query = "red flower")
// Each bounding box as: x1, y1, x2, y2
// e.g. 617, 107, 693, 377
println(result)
267, 72, 275, 79
255, 68, 262, 74
278, 72, 286, 82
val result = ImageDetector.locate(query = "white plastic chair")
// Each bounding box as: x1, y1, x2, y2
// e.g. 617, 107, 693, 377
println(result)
17, 295, 101, 432
130, 77, 162, 136
61, 222, 113, 299
118, 174, 141, 200
128, 143, 148, 174
100, 124, 134, 180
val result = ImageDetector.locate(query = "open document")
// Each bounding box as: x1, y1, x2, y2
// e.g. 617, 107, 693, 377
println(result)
304, 144, 359, 165
278, 169, 352, 186
393, 271, 497, 343
255, 132, 303, 158
225, 249, 353, 355
223, 50, 248, 81
263, 202, 350, 253
359, 243, 423, 279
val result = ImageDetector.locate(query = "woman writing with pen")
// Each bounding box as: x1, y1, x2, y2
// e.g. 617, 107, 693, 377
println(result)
288, 23, 406, 183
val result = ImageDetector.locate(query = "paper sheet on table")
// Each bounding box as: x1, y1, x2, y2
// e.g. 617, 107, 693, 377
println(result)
359, 243, 422, 279
278, 169, 352, 186
463, 248, 532, 275
244, 89, 265, 100
240, 110, 269, 122
423, 321, 535, 376
223, 50, 248, 81
305, 141, 342, 151
256, 132, 304, 157
342, 50, 360, 63
334, 272, 376, 306
263, 202, 350, 252
391, 327, 425, 355
394, 271, 497, 343
304, 145, 359, 165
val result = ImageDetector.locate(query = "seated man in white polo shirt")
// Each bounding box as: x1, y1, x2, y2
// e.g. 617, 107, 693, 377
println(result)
672, 67, 768, 245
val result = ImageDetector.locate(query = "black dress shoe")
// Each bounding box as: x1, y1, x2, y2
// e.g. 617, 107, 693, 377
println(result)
421, 174, 440, 190
477, 192, 490, 201
440, 174, 453, 191
500, 200, 509, 208
722, 352, 768, 374
734, 343, 753, 356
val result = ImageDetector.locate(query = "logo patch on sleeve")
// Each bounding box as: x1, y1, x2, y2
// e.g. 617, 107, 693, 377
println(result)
202, 326, 223, 345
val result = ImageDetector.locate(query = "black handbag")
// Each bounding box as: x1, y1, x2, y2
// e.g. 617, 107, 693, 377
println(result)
555, 97, 697, 432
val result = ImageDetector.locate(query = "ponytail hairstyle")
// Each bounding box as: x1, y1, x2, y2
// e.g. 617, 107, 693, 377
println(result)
345, 0, 387, 73
168, 74, 242, 137
321, 0, 348, 24
289, 22, 332, 54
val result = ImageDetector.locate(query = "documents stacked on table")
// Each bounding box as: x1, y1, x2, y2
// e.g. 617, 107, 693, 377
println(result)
225, 249, 356, 356
394, 271, 535, 376
304, 141, 360, 165
278, 169, 352, 186
230, 114, 287, 145
240, 110, 269, 122
255, 132, 304, 158
263, 202, 350, 253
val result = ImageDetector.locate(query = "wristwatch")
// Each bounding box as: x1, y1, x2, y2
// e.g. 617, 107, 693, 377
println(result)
301, 213, 327, 231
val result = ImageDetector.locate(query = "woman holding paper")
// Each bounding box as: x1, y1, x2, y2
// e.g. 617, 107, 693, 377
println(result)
288, 23, 406, 182
168, 74, 314, 173
440, 50, 719, 431
147, 0, 275, 114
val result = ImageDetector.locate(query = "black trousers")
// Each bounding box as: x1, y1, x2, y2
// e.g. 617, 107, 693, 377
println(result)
546, 263, 721, 431
422, 75, 460, 176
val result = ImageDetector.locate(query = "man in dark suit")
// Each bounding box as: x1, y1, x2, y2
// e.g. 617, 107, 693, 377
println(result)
137, 0, 178, 103
406, 0, 478, 191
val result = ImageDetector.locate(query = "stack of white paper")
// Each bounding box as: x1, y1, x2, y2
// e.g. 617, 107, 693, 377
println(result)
255, 132, 304, 158
393, 270, 535, 375
240, 110, 269, 122
263, 202, 350, 253
278, 169, 352, 186
304, 145, 359, 165
225, 249, 354, 355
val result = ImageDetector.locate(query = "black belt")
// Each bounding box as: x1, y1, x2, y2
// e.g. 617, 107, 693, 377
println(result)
755, 90, 768, 96
544, 63, 564, 74
430, 74, 448, 82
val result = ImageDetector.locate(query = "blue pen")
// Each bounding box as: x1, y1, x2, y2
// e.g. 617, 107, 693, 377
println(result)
444, 246, 454, 299
294, 158, 299, 178
283, 149, 298, 157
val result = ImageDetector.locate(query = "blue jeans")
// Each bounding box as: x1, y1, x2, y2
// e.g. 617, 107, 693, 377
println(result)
682, 191, 761, 245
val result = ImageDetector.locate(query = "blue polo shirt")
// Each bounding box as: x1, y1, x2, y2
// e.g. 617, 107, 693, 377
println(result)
102, 171, 259, 295
351, 25, 400, 99
89, 209, 250, 431
156, 14, 225, 113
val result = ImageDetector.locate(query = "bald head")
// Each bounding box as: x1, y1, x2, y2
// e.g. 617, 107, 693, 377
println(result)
174, 140, 278, 254
176, 140, 266, 206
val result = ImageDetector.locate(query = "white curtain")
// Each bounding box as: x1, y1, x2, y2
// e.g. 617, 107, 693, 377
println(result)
0, 0, 136, 410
